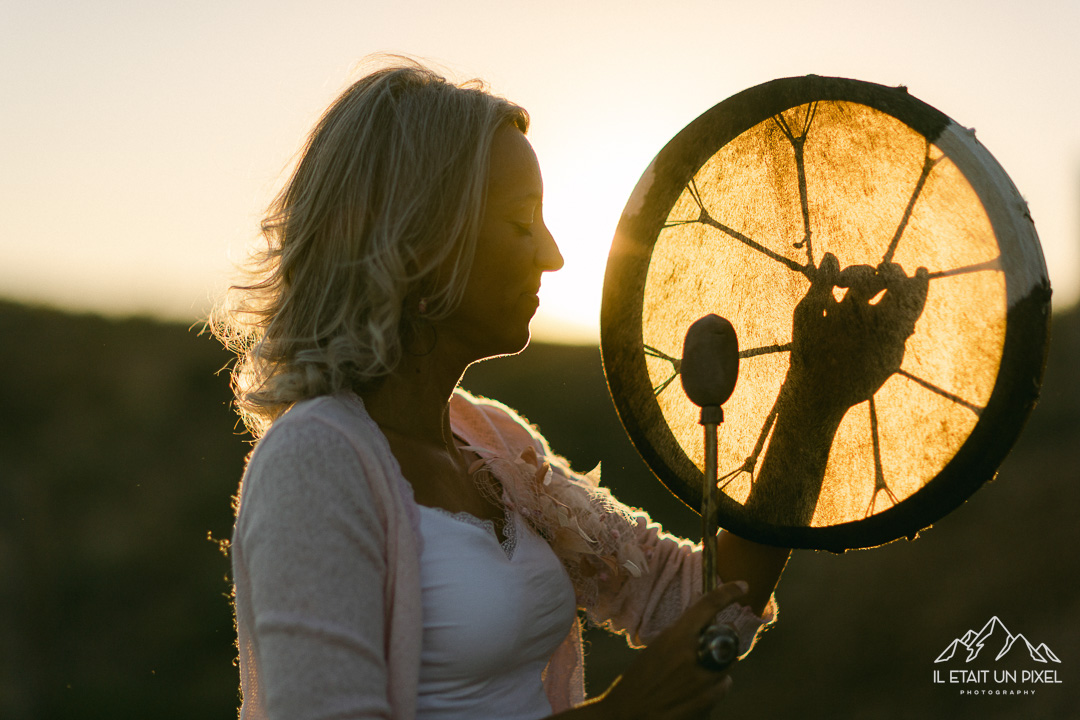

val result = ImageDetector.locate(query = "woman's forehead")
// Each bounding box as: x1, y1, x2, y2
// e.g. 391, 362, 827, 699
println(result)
486, 126, 542, 203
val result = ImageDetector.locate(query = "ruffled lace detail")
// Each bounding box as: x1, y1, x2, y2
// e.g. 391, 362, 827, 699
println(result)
460, 444, 649, 608
426, 505, 518, 560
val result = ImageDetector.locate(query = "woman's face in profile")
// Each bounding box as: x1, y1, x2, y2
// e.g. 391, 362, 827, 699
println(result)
439, 126, 564, 361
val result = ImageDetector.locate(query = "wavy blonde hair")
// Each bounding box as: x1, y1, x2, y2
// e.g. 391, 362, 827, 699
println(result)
212, 58, 529, 437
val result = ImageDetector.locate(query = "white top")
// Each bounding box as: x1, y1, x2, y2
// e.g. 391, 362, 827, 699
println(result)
415, 505, 577, 720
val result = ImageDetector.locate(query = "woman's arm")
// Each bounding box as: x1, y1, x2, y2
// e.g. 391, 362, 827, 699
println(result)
235, 416, 394, 719
714, 531, 790, 616
577, 505, 778, 654
553, 582, 747, 720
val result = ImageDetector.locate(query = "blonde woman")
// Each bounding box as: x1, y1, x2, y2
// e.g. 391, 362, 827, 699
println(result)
215, 58, 789, 720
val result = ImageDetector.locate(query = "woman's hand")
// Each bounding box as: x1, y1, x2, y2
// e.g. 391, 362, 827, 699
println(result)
787, 252, 929, 411
572, 581, 748, 720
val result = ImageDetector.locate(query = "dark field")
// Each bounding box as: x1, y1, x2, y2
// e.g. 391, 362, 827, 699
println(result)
1, 299, 1076, 719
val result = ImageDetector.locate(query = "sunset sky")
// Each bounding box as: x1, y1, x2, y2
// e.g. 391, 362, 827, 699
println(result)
3, 0, 1077, 343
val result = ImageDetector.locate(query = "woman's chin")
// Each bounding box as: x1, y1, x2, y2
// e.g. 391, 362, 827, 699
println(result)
474, 324, 533, 362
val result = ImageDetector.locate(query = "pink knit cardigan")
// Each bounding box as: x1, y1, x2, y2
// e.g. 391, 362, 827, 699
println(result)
231, 389, 773, 720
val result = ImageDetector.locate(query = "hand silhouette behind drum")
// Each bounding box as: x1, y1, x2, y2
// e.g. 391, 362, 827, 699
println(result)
745, 252, 929, 525
789, 253, 929, 410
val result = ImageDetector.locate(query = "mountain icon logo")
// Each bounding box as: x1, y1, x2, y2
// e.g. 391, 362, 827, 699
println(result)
934, 617, 1061, 664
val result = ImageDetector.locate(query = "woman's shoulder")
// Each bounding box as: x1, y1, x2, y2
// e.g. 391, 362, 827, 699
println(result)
246, 393, 394, 481
237, 393, 407, 520
260, 393, 375, 442
450, 388, 551, 456
449, 387, 520, 423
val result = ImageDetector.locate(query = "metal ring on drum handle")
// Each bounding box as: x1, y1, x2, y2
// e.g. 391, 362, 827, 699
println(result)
697, 623, 739, 672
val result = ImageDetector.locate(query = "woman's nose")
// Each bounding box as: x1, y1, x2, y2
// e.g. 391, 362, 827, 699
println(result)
535, 222, 564, 271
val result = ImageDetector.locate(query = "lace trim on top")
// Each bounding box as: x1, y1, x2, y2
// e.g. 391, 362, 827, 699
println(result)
458, 443, 652, 610
426, 505, 518, 561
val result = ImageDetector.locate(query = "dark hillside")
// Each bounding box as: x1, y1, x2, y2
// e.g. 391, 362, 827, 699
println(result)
0, 302, 244, 718
1, 299, 1076, 718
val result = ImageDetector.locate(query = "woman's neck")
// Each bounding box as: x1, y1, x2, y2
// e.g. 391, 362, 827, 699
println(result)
359, 344, 468, 448
360, 345, 505, 523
